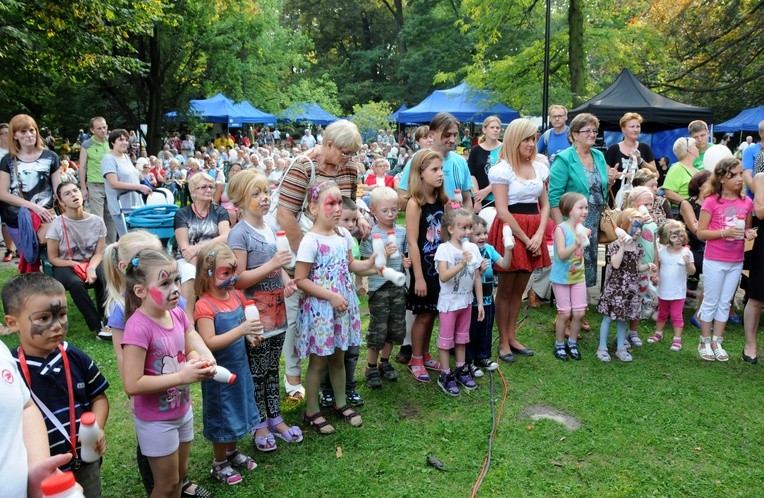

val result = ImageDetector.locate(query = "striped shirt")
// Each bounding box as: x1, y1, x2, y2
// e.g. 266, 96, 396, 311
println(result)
277, 155, 360, 214
12, 342, 109, 470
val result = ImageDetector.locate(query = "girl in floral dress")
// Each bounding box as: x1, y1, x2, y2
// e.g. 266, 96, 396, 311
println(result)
596, 209, 655, 362
295, 181, 378, 435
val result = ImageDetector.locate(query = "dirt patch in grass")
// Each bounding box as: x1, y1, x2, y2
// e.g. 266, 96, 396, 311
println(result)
519, 404, 582, 430
398, 403, 421, 420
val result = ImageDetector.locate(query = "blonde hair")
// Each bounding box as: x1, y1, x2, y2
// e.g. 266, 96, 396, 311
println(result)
658, 219, 687, 245
227, 169, 269, 209
477, 116, 501, 144
369, 186, 399, 210
188, 171, 215, 193
103, 230, 163, 315
632, 168, 658, 188
617, 208, 641, 232
673, 137, 697, 160
498, 118, 538, 171
194, 243, 236, 297
407, 149, 448, 207
625, 186, 653, 209
440, 207, 472, 242
619, 112, 643, 129
323, 120, 362, 152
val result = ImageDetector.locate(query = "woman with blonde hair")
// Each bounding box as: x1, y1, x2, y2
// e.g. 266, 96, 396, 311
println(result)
468, 116, 502, 213
487, 118, 551, 362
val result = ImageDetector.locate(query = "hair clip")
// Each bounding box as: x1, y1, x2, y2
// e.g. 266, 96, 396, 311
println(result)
310, 183, 324, 203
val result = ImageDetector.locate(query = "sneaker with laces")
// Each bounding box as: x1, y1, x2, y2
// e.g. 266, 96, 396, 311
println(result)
437, 371, 460, 396
474, 358, 498, 370
96, 327, 113, 341
615, 348, 633, 362
596, 348, 611, 362
628, 332, 643, 347
455, 365, 477, 390
378, 361, 397, 381
469, 362, 484, 378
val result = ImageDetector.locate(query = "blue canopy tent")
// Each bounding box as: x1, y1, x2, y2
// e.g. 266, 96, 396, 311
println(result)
165, 93, 276, 125
397, 82, 520, 124
388, 104, 408, 122
279, 103, 339, 126
715, 105, 764, 132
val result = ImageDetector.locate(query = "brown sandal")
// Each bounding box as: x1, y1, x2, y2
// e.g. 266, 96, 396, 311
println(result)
303, 411, 335, 435
334, 404, 363, 427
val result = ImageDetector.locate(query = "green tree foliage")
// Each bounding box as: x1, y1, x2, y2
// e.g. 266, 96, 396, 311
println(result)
350, 101, 394, 142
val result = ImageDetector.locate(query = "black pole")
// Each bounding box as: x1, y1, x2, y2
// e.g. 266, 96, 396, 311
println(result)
541, 0, 552, 132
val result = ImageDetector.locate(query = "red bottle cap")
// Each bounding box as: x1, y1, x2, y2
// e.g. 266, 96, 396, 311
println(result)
80, 412, 96, 426
276, 231, 286, 236
373, 233, 382, 238
244, 300, 255, 307
388, 231, 395, 235
227, 374, 237, 385
41, 471, 77, 495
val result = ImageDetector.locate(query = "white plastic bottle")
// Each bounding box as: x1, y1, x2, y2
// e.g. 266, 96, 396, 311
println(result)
381, 267, 406, 286
78, 412, 100, 463
387, 231, 400, 259
575, 223, 590, 247
461, 238, 482, 270
41, 471, 85, 498
614, 227, 633, 245
275, 230, 295, 267
244, 300, 259, 321
502, 223, 515, 249
734, 215, 745, 239
213, 365, 237, 384
372, 233, 387, 268
637, 204, 650, 217
452, 189, 462, 206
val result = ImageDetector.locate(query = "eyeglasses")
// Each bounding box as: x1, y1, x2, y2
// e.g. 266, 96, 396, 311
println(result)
577, 129, 598, 135
550, 114, 566, 119
196, 184, 215, 191
378, 208, 399, 216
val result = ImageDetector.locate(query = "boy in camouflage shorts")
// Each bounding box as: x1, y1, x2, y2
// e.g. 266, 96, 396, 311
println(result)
360, 187, 410, 388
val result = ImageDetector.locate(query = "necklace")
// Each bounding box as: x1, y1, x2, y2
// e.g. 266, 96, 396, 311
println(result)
191, 202, 210, 219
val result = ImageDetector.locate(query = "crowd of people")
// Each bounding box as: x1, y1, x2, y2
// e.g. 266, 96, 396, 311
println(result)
1, 109, 763, 497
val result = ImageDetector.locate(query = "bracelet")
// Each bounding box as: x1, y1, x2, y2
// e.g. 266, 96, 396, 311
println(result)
87, 266, 96, 272
720, 229, 725, 239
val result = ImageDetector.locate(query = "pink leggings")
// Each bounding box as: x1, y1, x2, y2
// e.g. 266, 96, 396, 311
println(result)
657, 298, 685, 328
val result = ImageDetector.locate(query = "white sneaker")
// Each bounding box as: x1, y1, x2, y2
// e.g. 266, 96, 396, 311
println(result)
96, 327, 112, 341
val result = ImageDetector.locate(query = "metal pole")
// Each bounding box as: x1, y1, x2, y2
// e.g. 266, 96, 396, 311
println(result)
541, 0, 552, 132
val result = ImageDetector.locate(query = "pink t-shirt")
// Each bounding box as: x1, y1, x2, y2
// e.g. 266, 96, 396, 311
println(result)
122, 307, 192, 421
701, 195, 753, 263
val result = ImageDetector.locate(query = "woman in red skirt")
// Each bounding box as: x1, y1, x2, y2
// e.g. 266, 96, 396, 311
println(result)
487, 119, 551, 362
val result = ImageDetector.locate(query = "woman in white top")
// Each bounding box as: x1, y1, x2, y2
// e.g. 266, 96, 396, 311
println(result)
102, 129, 152, 236
487, 119, 551, 363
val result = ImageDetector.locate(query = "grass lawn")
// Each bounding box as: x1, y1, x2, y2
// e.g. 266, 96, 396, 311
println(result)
2, 265, 764, 497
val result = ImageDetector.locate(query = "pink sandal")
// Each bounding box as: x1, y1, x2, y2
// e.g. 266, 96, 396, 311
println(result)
422, 353, 441, 371
408, 358, 430, 382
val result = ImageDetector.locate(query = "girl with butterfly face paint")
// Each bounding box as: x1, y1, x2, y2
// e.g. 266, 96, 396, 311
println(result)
193, 242, 262, 484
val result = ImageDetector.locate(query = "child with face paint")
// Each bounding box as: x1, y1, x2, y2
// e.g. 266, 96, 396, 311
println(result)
227, 169, 304, 448
624, 186, 660, 347
295, 180, 379, 434
596, 209, 654, 362
649, 220, 696, 351
3, 273, 110, 497
194, 243, 262, 483
121, 248, 217, 498
102, 230, 212, 498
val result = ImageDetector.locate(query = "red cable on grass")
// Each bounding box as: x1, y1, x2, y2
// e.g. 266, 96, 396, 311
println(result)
470, 316, 525, 497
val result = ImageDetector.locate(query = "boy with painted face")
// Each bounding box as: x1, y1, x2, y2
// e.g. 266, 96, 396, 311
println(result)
2, 273, 109, 497
649, 220, 696, 351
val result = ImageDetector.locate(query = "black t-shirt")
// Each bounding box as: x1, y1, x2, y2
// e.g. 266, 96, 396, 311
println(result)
0, 149, 60, 226
467, 145, 500, 199
173, 204, 230, 258
604, 142, 655, 207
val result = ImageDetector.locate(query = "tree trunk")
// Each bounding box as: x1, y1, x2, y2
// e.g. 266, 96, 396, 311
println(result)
146, 25, 163, 155
568, 0, 585, 107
